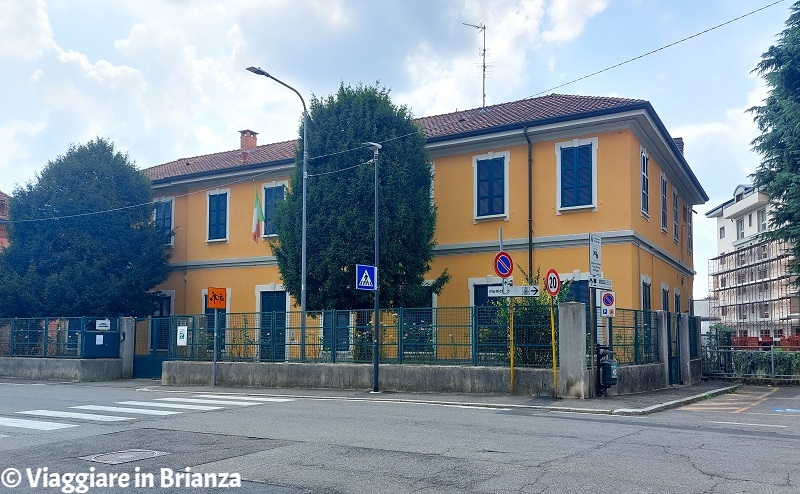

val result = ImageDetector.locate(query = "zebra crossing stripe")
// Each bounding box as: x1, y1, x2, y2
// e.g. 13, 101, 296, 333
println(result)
117, 401, 222, 411
0, 416, 77, 430
71, 405, 181, 416
155, 398, 259, 406
192, 395, 294, 403
17, 410, 135, 422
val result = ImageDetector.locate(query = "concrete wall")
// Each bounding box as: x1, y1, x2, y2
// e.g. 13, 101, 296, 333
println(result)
163, 361, 555, 395
608, 363, 667, 395
0, 357, 123, 382
558, 302, 588, 399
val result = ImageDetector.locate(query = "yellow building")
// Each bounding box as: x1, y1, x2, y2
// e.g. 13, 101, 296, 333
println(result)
145, 94, 707, 318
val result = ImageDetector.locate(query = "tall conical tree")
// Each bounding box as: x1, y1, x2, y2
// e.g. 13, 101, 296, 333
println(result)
750, 1, 800, 284
272, 83, 449, 310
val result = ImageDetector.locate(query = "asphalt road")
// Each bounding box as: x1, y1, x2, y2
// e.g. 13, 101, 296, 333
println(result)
0, 380, 798, 493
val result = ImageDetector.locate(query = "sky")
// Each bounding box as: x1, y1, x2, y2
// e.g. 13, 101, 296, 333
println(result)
0, 0, 794, 299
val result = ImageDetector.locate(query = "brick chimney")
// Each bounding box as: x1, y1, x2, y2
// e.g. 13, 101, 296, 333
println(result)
240, 129, 258, 151
673, 137, 685, 155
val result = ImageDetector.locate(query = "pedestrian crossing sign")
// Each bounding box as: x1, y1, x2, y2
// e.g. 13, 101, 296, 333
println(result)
356, 264, 377, 291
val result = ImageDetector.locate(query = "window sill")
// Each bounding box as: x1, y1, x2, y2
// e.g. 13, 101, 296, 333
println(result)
473, 213, 508, 223
206, 238, 228, 244
641, 211, 650, 220
558, 204, 596, 215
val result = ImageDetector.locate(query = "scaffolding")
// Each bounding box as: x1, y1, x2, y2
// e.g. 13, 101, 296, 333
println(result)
708, 239, 799, 341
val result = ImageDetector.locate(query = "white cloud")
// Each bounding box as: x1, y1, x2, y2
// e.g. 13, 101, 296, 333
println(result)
0, 0, 54, 60
675, 77, 769, 298
0, 120, 46, 191
542, 0, 610, 43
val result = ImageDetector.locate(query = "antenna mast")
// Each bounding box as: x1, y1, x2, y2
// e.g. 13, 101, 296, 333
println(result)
463, 22, 487, 109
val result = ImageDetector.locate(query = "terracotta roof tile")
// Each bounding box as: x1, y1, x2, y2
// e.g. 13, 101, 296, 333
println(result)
145, 94, 645, 182
146, 139, 297, 182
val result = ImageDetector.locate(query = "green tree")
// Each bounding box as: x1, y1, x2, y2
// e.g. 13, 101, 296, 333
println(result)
0, 138, 172, 317
750, 1, 800, 283
272, 83, 449, 311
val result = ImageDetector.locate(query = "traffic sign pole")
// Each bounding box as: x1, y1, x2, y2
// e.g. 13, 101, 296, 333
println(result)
550, 296, 557, 398
510, 298, 515, 395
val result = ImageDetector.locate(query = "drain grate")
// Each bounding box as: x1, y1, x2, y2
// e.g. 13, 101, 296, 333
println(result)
80, 449, 172, 465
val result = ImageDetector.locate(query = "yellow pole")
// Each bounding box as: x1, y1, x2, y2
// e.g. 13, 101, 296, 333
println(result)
550, 296, 558, 398
510, 297, 515, 395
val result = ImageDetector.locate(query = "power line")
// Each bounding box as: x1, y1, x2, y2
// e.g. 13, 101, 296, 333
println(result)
526, 0, 787, 98
9, 1, 786, 224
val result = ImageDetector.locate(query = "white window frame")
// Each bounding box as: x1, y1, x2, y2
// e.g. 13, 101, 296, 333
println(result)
641, 148, 650, 218
687, 207, 693, 253
261, 180, 289, 238
672, 187, 679, 242
641, 274, 652, 311
757, 208, 767, 232
206, 188, 230, 243
555, 137, 599, 214
719, 226, 725, 239
153, 196, 175, 247
736, 218, 745, 240
472, 150, 510, 222
660, 173, 668, 232
429, 162, 436, 206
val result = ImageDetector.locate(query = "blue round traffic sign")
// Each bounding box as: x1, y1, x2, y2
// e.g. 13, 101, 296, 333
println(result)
494, 251, 513, 278
602, 292, 615, 306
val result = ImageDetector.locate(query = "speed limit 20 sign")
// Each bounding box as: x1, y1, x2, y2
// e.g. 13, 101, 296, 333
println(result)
545, 269, 560, 296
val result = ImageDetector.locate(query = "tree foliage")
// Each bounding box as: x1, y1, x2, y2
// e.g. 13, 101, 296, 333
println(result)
272, 83, 449, 311
0, 138, 172, 317
750, 1, 800, 282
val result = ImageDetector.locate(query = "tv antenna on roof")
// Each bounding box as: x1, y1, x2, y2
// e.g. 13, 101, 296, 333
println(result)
463, 22, 487, 109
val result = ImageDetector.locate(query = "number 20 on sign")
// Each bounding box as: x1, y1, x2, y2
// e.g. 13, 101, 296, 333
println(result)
545, 269, 560, 297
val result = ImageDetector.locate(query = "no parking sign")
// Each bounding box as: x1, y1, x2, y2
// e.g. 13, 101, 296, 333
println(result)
601, 291, 616, 318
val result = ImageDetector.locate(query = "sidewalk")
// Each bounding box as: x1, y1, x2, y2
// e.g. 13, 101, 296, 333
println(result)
85, 378, 741, 416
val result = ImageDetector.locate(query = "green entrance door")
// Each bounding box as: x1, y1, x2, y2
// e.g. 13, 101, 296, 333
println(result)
260, 291, 287, 361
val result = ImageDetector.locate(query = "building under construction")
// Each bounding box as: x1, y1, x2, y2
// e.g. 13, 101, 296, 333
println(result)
706, 184, 799, 342
708, 238, 798, 340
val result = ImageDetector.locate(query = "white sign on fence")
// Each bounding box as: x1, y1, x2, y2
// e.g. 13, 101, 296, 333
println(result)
177, 326, 188, 347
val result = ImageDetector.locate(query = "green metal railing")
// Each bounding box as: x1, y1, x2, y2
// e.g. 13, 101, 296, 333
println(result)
702, 332, 800, 381
152, 306, 559, 368
0, 317, 120, 358
607, 309, 659, 365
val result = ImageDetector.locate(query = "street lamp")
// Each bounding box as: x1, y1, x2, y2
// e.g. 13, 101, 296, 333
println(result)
363, 141, 382, 393
247, 66, 309, 360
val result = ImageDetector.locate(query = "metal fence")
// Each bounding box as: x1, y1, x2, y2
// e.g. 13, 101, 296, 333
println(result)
142, 306, 559, 368
606, 308, 659, 365
703, 332, 800, 381
0, 317, 121, 358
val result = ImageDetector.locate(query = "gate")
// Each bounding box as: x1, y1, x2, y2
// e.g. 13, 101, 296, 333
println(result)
667, 313, 682, 384
133, 317, 170, 378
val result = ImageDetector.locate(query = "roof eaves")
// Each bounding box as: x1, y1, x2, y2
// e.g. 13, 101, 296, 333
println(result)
151, 158, 295, 186
425, 101, 652, 144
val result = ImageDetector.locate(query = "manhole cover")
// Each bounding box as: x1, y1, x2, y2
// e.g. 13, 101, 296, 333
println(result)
80, 449, 171, 465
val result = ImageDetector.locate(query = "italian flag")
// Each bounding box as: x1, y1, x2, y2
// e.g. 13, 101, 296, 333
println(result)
252, 189, 265, 242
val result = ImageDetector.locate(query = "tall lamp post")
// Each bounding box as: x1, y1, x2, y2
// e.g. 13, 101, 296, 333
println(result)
247, 66, 309, 360
363, 142, 382, 393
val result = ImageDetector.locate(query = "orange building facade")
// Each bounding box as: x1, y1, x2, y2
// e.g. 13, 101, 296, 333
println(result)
144, 95, 708, 318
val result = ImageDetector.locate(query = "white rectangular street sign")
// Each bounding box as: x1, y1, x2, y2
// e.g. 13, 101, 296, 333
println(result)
488, 285, 541, 297
589, 233, 601, 276
488, 285, 506, 298
588, 276, 612, 290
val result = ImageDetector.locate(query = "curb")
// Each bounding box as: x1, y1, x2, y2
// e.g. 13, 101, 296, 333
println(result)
610, 385, 741, 416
